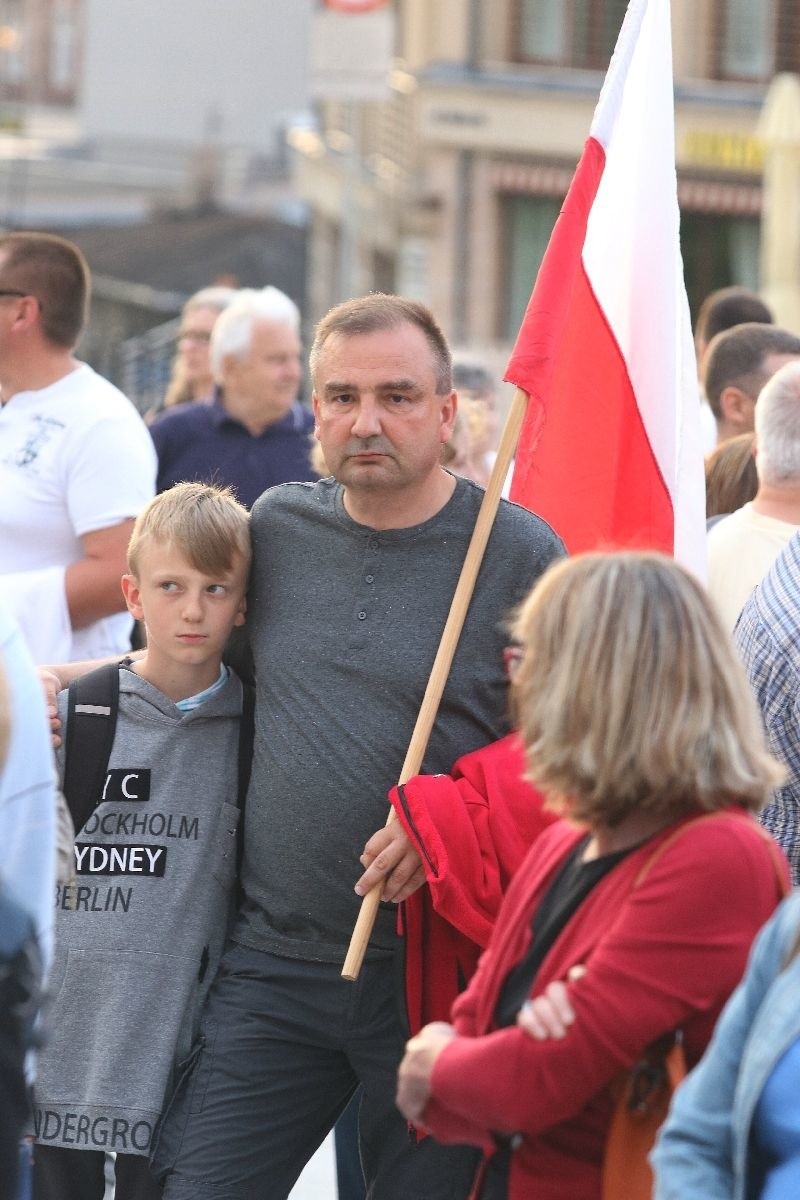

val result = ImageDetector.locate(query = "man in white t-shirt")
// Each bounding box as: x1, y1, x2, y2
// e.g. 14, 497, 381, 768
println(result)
708, 361, 800, 629
0, 232, 156, 663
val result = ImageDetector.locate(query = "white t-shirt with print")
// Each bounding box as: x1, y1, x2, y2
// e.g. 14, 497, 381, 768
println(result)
0, 363, 156, 662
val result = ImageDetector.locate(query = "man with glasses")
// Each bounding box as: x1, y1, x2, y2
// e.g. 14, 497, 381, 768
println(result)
144, 286, 236, 423
0, 231, 156, 664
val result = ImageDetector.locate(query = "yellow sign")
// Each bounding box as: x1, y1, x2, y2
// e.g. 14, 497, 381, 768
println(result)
683, 130, 764, 172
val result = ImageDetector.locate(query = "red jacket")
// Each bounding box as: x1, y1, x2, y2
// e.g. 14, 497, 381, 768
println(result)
420, 810, 789, 1200
390, 733, 556, 1035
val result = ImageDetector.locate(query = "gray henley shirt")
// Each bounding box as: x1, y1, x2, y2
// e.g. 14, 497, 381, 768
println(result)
235, 475, 565, 962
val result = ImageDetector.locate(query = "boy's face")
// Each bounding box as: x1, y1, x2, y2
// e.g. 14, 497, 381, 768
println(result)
122, 541, 247, 682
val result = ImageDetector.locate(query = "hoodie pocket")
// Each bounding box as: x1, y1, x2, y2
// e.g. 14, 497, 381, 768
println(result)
35, 949, 186, 1112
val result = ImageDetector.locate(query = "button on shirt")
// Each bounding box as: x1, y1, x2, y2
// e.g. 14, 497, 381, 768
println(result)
150, 392, 317, 510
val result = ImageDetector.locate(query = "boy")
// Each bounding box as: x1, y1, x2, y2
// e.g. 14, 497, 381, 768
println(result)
32, 482, 251, 1200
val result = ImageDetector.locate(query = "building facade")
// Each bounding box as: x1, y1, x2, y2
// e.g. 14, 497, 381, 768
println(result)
0, 0, 313, 224
293, 0, 796, 355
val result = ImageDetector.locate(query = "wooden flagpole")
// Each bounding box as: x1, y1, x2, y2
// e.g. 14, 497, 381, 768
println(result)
342, 386, 530, 980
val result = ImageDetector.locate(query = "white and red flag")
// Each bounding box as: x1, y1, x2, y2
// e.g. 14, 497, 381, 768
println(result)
506, 0, 705, 575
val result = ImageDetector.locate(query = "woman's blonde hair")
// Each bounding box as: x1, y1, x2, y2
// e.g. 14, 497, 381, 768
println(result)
164, 287, 237, 409
511, 552, 782, 826
127, 482, 251, 580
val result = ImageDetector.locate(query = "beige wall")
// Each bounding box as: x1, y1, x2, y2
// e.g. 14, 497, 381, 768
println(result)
401, 0, 469, 67
672, 0, 714, 81
465, 153, 503, 342
481, 0, 515, 64
418, 81, 594, 158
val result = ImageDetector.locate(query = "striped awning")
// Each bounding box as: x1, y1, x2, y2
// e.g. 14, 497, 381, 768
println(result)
489, 160, 762, 216
677, 177, 762, 215
489, 161, 575, 196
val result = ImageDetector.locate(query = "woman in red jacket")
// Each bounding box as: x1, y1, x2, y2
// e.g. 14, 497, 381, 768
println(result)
397, 552, 788, 1200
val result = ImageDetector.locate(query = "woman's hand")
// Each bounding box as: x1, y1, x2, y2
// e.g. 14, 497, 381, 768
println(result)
516, 967, 585, 1040
396, 1022, 456, 1121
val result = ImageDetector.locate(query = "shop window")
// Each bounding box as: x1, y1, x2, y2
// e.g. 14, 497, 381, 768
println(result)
712, 0, 800, 80
680, 212, 760, 323
516, 0, 567, 64
514, 0, 627, 70
715, 0, 777, 81
502, 194, 561, 341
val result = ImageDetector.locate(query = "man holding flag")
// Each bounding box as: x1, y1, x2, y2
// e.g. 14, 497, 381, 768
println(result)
154, 293, 563, 1200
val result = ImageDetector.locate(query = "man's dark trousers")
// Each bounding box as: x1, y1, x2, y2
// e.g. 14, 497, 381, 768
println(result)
155, 941, 479, 1200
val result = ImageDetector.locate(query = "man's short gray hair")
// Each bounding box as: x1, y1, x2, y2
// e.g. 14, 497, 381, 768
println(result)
755, 361, 800, 486
210, 287, 300, 380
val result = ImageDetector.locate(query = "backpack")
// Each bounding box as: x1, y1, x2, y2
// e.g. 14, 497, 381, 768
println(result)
62, 663, 255, 874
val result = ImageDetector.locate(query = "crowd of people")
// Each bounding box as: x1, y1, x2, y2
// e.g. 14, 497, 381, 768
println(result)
1, 233, 800, 1200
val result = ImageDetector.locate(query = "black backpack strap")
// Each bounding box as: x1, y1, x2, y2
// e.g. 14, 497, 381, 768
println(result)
63, 663, 121, 836
235, 682, 255, 875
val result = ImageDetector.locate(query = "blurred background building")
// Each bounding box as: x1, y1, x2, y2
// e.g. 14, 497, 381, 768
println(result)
0, 0, 313, 404
0, 0, 797, 400
0, 0, 312, 221
295, 0, 800, 366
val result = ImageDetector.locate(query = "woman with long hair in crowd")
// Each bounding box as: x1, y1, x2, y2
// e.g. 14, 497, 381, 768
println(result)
397, 552, 788, 1200
146, 286, 236, 423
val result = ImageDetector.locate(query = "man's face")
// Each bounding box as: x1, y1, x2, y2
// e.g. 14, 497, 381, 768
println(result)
223, 318, 303, 421
311, 323, 456, 497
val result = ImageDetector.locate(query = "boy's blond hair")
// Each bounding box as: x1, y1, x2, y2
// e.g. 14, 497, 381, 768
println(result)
127, 482, 251, 579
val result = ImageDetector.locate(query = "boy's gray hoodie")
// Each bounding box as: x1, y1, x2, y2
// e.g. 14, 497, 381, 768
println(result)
33, 666, 243, 1156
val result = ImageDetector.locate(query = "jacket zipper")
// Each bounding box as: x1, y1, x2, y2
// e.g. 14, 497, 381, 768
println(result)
397, 784, 439, 878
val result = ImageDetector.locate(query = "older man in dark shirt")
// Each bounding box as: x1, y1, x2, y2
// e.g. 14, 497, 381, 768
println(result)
150, 287, 316, 507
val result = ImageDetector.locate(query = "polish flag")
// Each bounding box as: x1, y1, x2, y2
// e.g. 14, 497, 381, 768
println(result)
506, 0, 705, 576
